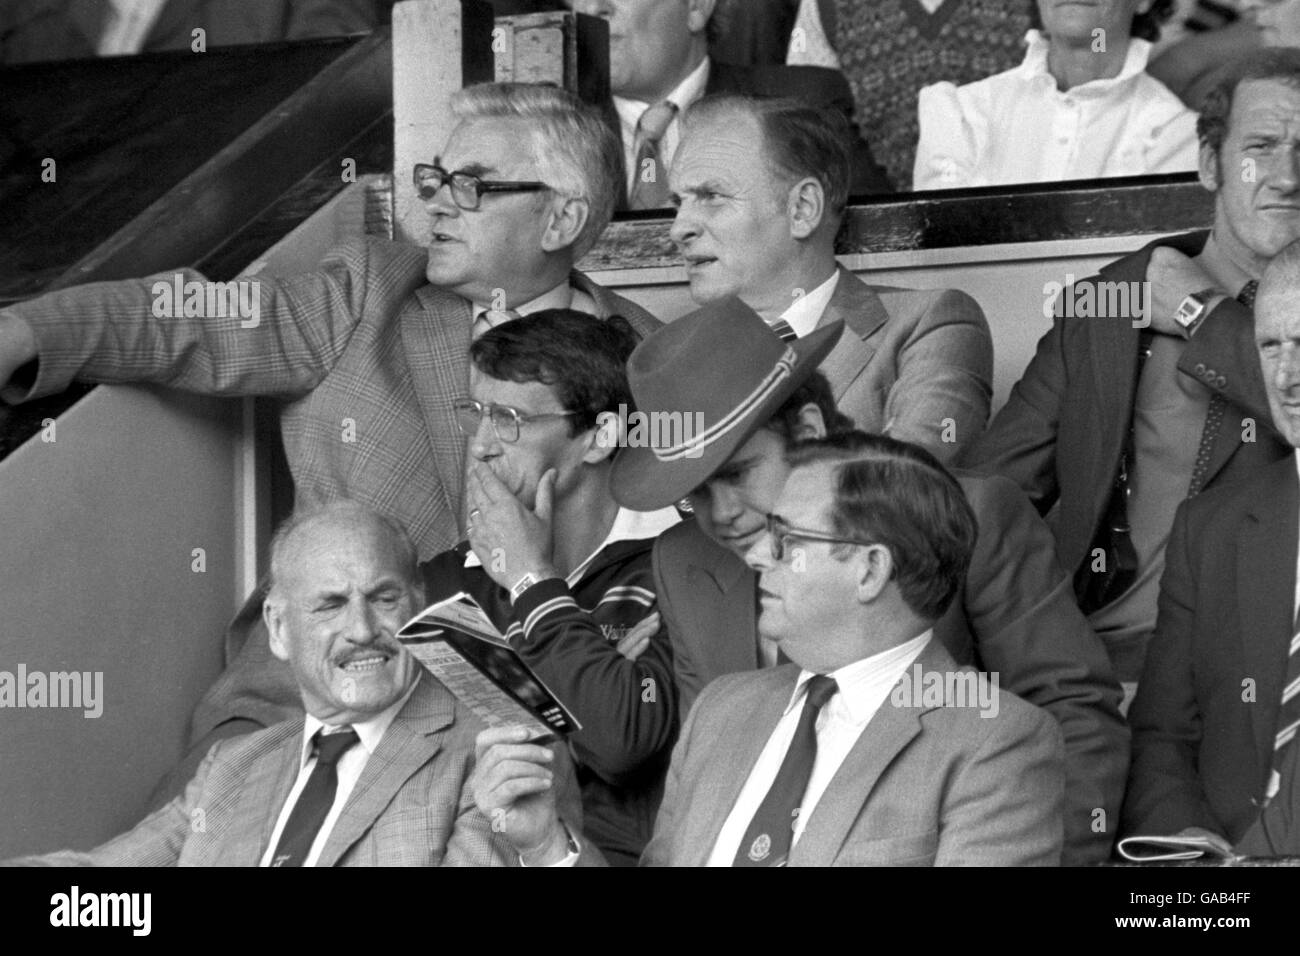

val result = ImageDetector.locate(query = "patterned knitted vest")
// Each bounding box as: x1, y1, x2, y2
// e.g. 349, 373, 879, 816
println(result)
825, 0, 1032, 189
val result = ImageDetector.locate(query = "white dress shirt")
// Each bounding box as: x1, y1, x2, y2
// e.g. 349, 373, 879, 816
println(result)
913, 30, 1199, 190
259, 679, 419, 867
777, 270, 841, 339
613, 57, 711, 194
470, 280, 598, 327
705, 631, 933, 866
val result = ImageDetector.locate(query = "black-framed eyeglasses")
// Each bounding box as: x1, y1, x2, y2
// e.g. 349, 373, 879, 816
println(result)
766, 514, 874, 562
454, 399, 580, 444
413, 163, 550, 211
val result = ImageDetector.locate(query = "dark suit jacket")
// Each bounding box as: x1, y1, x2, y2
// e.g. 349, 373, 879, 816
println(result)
961, 231, 1290, 602
638, 639, 1065, 866
654, 470, 1127, 864
10, 675, 581, 866
1123, 456, 1299, 844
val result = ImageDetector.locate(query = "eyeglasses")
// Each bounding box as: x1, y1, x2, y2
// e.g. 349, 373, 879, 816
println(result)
765, 514, 874, 562
413, 163, 551, 211
454, 399, 580, 444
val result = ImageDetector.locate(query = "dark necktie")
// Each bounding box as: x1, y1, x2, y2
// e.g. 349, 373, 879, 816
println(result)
1187, 280, 1258, 497
768, 318, 798, 342
733, 674, 838, 867
268, 727, 360, 867
472, 308, 522, 341
628, 100, 677, 210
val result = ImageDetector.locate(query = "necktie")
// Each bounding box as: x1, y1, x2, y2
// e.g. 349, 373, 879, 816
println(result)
472, 308, 522, 341
768, 319, 798, 343
1187, 280, 1258, 497
1270, 606, 1300, 800
733, 674, 838, 867
268, 727, 360, 867
628, 101, 678, 210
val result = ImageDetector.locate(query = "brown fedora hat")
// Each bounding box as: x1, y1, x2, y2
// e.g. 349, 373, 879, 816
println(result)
609, 297, 843, 511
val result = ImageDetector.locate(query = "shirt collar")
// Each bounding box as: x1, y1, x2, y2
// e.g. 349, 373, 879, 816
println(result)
779, 270, 841, 338
471, 280, 581, 320
1018, 29, 1152, 93
462, 506, 681, 584
785, 630, 933, 724
299, 674, 421, 770
612, 55, 712, 133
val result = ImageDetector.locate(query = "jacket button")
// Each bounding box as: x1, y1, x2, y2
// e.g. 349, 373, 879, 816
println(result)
1216, 375, 1227, 388
1195, 363, 1206, 374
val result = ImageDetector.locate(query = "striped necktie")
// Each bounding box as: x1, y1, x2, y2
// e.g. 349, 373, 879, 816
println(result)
628, 101, 678, 210
768, 319, 798, 342
1186, 280, 1258, 497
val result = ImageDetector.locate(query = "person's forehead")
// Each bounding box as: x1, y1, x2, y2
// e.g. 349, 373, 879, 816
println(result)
469, 368, 564, 411
282, 519, 405, 594
441, 117, 538, 170
674, 114, 769, 182
1227, 79, 1300, 135
775, 462, 836, 523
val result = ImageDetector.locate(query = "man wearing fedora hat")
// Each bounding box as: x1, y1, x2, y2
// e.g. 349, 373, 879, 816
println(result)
667, 93, 992, 464
473, 420, 1067, 866
606, 296, 1128, 865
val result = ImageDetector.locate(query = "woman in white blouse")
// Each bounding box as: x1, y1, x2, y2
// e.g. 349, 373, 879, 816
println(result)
913, 0, 1199, 190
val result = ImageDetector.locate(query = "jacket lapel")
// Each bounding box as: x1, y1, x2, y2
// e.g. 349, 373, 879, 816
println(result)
1237, 461, 1299, 769
404, 285, 474, 526
787, 640, 950, 866
314, 677, 454, 867
224, 726, 303, 866
816, 268, 888, 401
687, 527, 761, 674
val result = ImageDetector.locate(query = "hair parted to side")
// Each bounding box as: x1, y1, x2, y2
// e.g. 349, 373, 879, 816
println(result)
765, 370, 856, 445
471, 309, 641, 435
681, 93, 852, 220
267, 500, 420, 595
451, 82, 624, 257
1028, 0, 1176, 43
1198, 48, 1300, 155
784, 431, 978, 621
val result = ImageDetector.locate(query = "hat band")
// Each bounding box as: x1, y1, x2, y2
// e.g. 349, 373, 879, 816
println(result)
651, 347, 798, 462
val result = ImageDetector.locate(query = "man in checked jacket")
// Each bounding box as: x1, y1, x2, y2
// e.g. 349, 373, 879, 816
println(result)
0, 83, 662, 795
421, 310, 681, 866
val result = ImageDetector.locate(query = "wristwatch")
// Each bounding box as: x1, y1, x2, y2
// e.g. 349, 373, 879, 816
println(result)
1174, 288, 1220, 337
509, 572, 539, 603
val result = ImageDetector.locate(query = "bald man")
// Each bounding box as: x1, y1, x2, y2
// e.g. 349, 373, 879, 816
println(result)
1124, 239, 1300, 855
7, 501, 580, 866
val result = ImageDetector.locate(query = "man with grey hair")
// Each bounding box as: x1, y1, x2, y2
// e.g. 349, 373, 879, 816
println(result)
0, 81, 661, 797
669, 92, 992, 463
6, 501, 581, 866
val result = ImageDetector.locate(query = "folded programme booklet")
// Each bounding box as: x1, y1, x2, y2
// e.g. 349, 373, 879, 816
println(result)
1116, 834, 1243, 863
397, 592, 580, 742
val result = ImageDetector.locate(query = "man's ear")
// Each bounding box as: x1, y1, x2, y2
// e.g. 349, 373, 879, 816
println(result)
793, 401, 828, 441
583, 411, 623, 465
855, 544, 893, 605
787, 177, 827, 240
1198, 141, 1221, 194
687, 0, 717, 35
264, 594, 290, 662
541, 195, 591, 253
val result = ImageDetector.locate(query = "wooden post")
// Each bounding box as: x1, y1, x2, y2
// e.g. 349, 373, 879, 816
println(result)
492, 11, 610, 106
392, 0, 495, 245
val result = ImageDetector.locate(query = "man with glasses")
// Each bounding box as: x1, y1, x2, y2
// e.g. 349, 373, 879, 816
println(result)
473, 426, 1067, 866
420, 310, 681, 865
0, 82, 662, 801
592, 297, 1126, 863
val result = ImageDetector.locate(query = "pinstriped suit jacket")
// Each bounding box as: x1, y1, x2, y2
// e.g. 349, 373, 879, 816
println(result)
10, 675, 577, 866
819, 267, 992, 465
3, 238, 661, 559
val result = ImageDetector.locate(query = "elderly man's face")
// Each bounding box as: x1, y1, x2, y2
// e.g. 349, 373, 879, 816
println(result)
423, 118, 557, 304
669, 112, 799, 308
568, 0, 707, 102
1256, 277, 1300, 447
1204, 79, 1300, 275
743, 462, 864, 673
266, 517, 420, 725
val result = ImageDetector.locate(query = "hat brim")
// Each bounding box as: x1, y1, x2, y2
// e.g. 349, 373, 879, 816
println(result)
610, 321, 844, 511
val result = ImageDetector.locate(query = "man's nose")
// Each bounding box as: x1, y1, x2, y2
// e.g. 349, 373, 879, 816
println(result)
422, 179, 460, 218
1277, 345, 1300, 390
468, 412, 499, 460
1265, 145, 1300, 193
707, 482, 744, 527
669, 202, 699, 247
342, 598, 380, 644
744, 532, 774, 572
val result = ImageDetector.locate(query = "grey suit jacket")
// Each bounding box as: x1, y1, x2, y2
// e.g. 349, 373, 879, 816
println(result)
819, 267, 992, 465
638, 639, 1065, 866
12, 675, 579, 866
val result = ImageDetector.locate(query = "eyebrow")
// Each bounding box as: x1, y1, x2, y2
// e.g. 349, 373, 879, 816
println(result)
432, 156, 498, 177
